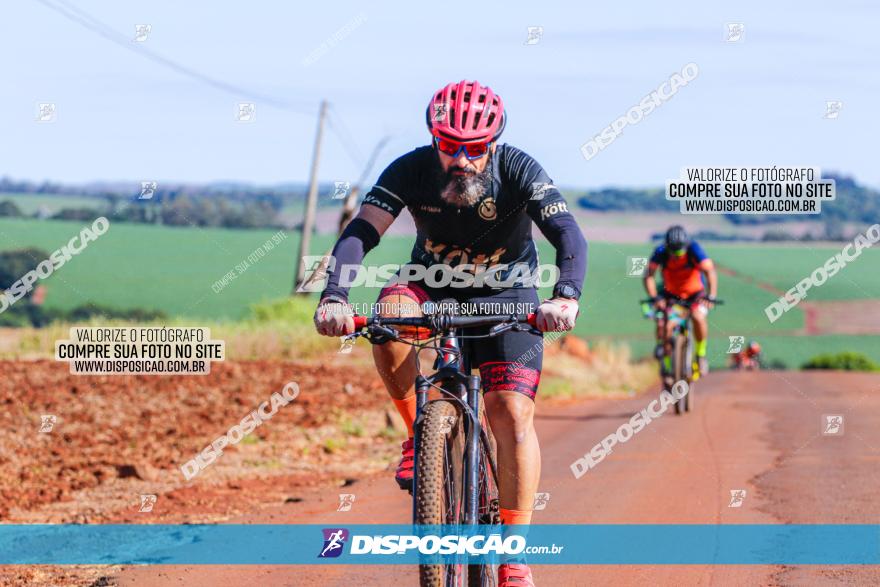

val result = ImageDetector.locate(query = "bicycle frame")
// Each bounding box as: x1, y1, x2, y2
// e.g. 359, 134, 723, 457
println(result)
662, 303, 691, 343
643, 300, 692, 357
412, 329, 485, 526
349, 312, 534, 585
350, 311, 534, 528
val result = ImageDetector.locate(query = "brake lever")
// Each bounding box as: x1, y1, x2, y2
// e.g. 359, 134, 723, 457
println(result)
489, 322, 516, 336
369, 325, 400, 341
489, 322, 542, 337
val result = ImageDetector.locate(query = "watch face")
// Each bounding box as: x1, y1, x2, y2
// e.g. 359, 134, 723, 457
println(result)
557, 285, 577, 299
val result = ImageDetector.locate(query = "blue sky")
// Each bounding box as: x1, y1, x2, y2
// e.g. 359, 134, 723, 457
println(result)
2, 1, 878, 189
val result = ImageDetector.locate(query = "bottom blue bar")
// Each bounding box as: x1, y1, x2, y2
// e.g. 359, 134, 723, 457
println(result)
0, 524, 877, 565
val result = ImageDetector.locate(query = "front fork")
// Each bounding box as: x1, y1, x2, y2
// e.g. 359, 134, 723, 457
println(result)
656, 312, 672, 377
411, 349, 482, 527
412, 374, 430, 524
463, 373, 481, 525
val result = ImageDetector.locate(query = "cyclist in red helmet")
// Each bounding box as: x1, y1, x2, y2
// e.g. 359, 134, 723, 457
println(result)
314, 80, 587, 587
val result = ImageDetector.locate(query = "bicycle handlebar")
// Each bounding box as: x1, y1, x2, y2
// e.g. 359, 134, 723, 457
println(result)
352, 313, 537, 331
639, 297, 724, 307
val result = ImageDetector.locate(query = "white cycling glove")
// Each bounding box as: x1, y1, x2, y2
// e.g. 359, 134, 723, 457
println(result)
314, 298, 355, 337
535, 298, 579, 332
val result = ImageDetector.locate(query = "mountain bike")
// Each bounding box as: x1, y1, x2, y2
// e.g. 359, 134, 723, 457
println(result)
350, 305, 538, 587
640, 296, 723, 415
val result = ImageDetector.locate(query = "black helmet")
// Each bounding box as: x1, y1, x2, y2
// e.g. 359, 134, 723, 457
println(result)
665, 225, 690, 250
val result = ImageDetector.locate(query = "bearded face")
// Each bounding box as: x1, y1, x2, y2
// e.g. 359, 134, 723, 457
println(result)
431, 154, 493, 208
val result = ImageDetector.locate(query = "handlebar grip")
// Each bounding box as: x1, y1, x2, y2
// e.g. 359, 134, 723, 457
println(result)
526, 313, 537, 327
353, 315, 368, 328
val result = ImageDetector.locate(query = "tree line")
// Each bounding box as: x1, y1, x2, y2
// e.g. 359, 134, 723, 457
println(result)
0, 194, 284, 229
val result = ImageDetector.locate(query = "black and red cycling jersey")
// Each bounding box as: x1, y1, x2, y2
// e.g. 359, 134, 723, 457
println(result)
322, 143, 587, 301
319, 143, 587, 400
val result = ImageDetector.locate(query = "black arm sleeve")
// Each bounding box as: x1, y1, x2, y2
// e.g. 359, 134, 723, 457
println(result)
502, 145, 588, 298
319, 218, 381, 302
535, 212, 588, 299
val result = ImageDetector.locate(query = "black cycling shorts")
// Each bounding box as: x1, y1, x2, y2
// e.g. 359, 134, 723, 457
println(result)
376, 282, 542, 400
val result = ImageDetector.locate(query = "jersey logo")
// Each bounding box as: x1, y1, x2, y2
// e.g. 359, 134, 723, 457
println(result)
363, 194, 395, 214
539, 201, 568, 221
423, 239, 505, 268
478, 198, 497, 221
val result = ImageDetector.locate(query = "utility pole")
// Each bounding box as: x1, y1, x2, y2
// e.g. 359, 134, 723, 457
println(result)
293, 99, 328, 294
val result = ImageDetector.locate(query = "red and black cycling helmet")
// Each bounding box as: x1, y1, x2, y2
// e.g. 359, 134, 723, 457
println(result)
426, 80, 506, 143
665, 225, 690, 250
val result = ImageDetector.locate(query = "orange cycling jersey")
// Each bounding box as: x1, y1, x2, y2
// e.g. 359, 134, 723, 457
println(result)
648, 241, 713, 298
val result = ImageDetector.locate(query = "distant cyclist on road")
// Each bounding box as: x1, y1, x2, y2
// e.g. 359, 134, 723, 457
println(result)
732, 340, 762, 370
642, 225, 718, 376
313, 80, 587, 587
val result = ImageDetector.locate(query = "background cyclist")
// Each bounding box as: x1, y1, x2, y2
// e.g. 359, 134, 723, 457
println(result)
313, 80, 587, 587
732, 340, 762, 370
642, 225, 718, 377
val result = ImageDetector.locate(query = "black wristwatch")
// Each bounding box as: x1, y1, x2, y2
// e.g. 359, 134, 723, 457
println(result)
553, 284, 579, 300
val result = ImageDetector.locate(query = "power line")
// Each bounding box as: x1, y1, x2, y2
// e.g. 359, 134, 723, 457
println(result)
37, 0, 374, 180
36, 0, 315, 115
326, 107, 365, 167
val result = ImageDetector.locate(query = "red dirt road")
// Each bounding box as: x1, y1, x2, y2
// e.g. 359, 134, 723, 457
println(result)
115, 370, 880, 586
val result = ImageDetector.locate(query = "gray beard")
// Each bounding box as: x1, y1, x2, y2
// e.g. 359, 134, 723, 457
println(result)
439, 169, 491, 208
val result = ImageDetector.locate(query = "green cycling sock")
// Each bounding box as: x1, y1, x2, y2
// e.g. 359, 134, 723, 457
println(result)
662, 356, 671, 371
696, 339, 707, 357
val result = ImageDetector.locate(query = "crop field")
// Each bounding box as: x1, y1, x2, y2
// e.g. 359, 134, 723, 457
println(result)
1, 217, 878, 367
0, 218, 293, 319
709, 242, 880, 301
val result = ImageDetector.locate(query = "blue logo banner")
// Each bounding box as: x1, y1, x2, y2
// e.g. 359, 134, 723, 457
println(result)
0, 524, 877, 565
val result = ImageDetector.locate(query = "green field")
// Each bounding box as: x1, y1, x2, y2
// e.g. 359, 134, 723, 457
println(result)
0, 218, 294, 319
710, 242, 880, 301
1, 217, 878, 368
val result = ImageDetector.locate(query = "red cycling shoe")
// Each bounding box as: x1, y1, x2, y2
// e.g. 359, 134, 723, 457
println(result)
395, 438, 414, 491
499, 562, 534, 586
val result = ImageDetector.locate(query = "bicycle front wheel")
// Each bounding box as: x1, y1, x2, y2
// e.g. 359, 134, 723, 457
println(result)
415, 400, 466, 587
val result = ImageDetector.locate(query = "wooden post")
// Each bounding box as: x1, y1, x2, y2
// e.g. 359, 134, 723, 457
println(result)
293, 100, 328, 294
